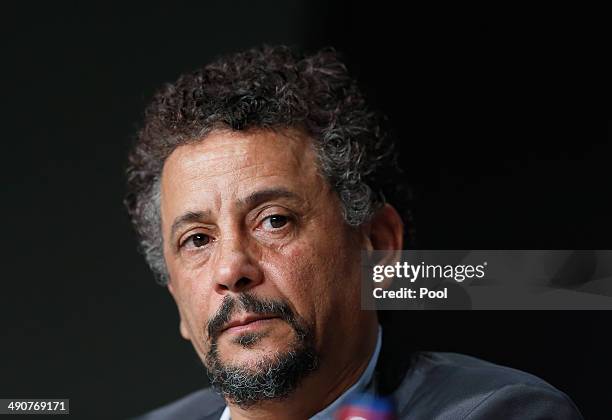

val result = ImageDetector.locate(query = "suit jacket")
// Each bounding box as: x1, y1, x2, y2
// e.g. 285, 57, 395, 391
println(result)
134, 342, 583, 419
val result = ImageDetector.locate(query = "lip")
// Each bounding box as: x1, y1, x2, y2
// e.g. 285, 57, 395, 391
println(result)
222, 314, 279, 334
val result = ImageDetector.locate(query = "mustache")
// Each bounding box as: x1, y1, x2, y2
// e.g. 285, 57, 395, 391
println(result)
206, 292, 296, 341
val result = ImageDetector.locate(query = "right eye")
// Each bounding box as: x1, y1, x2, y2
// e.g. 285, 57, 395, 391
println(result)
181, 233, 211, 249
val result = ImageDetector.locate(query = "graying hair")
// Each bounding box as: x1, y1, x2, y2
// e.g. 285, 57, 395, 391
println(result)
125, 45, 410, 285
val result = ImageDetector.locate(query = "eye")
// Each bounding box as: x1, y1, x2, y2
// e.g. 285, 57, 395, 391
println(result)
262, 214, 289, 230
183, 233, 211, 248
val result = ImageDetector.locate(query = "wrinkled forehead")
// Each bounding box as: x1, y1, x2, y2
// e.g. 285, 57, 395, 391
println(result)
159, 129, 326, 216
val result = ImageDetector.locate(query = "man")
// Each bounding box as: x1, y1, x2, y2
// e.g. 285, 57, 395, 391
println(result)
125, 46, 582, 419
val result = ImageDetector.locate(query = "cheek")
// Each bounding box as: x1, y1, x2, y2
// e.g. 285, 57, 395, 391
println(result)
170, 271, 214, 347
297, 230, 363, 316
259, 243, 320, 319
169, 256, 215, 309
317, 246, 361, 308
269, 236, 357, 324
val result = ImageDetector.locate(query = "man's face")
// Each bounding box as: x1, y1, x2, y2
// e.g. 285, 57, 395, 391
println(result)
160, 129, 371, 399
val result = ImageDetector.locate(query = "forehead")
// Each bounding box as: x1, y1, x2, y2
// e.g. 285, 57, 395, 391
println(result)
160, 129, 324, 216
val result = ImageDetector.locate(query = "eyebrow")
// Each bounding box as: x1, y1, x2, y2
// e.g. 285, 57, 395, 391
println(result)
237, 187, 301, 209
170, 210, 211, 240
169, 188, 301, 239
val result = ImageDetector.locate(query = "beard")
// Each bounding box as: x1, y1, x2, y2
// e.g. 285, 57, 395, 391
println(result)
204, 292, 319, 408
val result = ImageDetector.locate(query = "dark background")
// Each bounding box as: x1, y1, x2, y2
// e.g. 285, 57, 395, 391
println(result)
2, 2, 610, 419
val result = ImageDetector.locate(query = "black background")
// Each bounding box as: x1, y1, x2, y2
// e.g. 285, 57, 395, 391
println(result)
2, 2, 610, 419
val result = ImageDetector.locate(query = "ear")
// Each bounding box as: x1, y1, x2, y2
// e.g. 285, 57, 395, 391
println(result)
366, 204, 404, 251
361, 204, 404, 289
167, 282, 192, 341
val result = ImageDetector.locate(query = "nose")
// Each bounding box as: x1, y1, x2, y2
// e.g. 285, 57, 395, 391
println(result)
212, 236, 263, 294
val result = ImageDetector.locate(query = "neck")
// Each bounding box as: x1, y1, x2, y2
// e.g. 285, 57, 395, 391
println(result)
228, 321, 379, 420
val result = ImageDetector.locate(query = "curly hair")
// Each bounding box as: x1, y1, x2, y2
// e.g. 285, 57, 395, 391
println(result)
125, 45, 410, 285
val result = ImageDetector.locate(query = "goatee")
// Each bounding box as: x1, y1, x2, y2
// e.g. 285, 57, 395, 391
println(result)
204, 292, 319, 407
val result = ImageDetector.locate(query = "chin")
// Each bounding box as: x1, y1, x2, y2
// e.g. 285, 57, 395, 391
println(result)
223, 332, 292, 363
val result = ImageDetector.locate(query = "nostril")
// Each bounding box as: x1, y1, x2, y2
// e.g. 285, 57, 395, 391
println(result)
235, 277, 251, 290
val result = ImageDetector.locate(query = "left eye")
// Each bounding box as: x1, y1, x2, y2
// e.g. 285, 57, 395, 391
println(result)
263, 215, 289, 229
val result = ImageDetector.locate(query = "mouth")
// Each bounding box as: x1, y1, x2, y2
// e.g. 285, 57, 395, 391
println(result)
221, 314, 280, 335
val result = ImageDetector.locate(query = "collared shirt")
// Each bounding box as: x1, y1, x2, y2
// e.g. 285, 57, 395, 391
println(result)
220, 326, 382, 420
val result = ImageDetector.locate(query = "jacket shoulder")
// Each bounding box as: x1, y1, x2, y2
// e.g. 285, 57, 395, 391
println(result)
393, 352, 582, 419
131, 388, 225, 420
